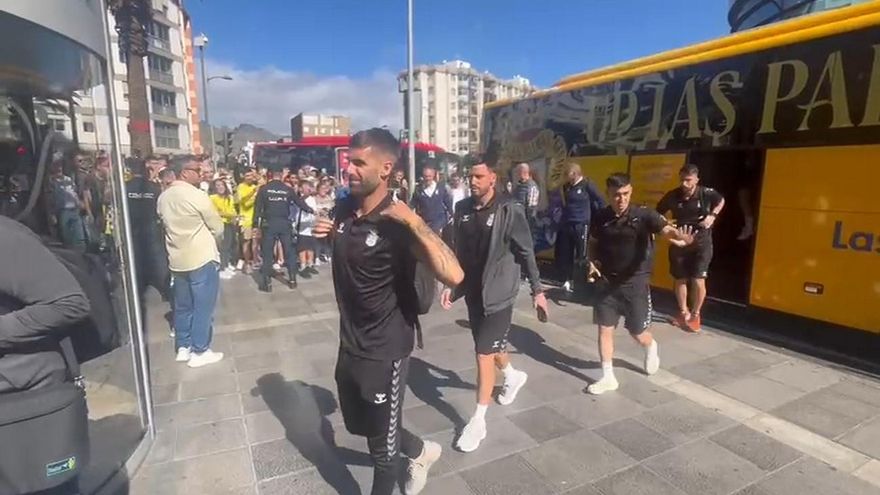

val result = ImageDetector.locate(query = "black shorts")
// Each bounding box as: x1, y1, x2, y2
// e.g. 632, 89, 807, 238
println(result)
335, 351, 409, 438
466, 298, 514, 355
668, 239, 713, 280
593, 276, 652, 335
297, 234, 317, 253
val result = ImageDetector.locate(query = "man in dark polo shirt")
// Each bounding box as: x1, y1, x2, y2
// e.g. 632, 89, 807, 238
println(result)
440, 161, 548, 453
585, 173, 694, 396
657, 164, 725, 333
557, 162, 605, 292
313, 128, 463, 495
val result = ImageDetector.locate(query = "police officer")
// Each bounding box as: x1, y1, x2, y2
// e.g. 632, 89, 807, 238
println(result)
126, 157, 171, 303
556, 162, 605, 292
656, 164, 725, 333
253, 166, 313, 292
585, 173, 694, 396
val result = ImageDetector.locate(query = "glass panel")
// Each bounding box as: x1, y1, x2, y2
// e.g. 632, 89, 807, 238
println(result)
0, 11, 148, 494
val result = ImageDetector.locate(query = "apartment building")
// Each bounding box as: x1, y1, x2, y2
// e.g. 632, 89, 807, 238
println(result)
290, 113, 351, 141
397, 60, 536, 154
43, 0, 200, 156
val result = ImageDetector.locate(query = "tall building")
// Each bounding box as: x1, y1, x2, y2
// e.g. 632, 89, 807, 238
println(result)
290, 113, 351, 141
41, 0, 200, 156
397, 60, 537, 154
728, 0, 872, 32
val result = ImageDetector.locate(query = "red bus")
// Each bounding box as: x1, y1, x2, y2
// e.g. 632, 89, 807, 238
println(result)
250, 136, 455, 180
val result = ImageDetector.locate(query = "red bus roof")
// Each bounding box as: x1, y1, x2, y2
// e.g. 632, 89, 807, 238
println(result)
254, 137, 448, 153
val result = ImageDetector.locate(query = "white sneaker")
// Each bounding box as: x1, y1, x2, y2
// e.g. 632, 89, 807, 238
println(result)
497, 370, 528, 406
169, 329, 176, 338
562, 281, 573, 292
219, 271, 234, 280
272, 263, 282, 272
456, 416, 487, 453
586, 375, 619, 395
175, 347, 191, 362
187, 350, 224, 368
644, 342, 660, 376
224, 265, 237, 274
405, 440, 442, 494
236, 260, 245, 270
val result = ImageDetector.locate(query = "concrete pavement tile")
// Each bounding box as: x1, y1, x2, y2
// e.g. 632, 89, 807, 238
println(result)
634, 399, 734, 444
562, 484, 602, 495
152, 383, 179, 405
592, 465, 687, 495
179, 373, 239, 400
235, 352, 283, 372
293, 329, 337, 346
734, 457, 880, 495
853, 460, 880, 489
241, 390, 271, 414
154, 394, 242, 430
174, 418, 247, 459
771, 396, 871, 439
460, 454, 556, 495
615, 375, 680, 409
509, 405, 584, 443
181, 448, 255, 494
251, 438, 314, 481
645, 439, 765, 495
419, 473, 475, 495
710, 424, 802, 471
671, 347, 787, 387
759, 360, 843, 393
648, 342, 708, 368
549, 392, 646, 429
839, 416, 880, 459
257, 469, 339, 495
520, 429, 636, 491
825, 379, 880, 408
232, 336, 287, 357
427, 416, 538, 477
714, 375, 808, 411
404, 396, 469, 436
245, 410, 287, 443
231, 327, 284, 343
521, 367, 592, 403
143, 429, 176, 465
594, 417, 675, 461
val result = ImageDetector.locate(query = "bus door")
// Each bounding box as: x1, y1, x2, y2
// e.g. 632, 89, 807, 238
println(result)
686, 149, 764, 305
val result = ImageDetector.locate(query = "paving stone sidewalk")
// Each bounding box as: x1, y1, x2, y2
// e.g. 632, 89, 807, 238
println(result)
129, 269, 880, 495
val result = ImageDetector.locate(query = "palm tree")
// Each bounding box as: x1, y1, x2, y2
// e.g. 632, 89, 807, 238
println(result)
108, 0, 153, 157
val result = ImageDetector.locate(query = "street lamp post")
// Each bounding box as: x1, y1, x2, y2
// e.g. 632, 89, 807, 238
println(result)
406, 0, 416, 201
194, 34, 211, 158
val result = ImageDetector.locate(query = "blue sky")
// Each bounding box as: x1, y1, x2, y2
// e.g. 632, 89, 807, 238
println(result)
186, 0, 731, 133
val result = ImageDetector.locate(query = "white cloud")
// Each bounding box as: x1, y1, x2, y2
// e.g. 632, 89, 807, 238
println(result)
200, 59, 402, 135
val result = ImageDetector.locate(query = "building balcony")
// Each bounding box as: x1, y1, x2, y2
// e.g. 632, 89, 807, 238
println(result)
149, 70, 174, 85
148, 35, 171, 52
152, 104, 177, 117
155, 136, 181, 149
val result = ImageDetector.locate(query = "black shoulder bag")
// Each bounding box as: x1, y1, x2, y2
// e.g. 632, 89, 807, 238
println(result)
0, 336, 90, 494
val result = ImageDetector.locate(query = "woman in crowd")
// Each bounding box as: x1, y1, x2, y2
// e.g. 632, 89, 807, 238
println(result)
313, 181, 335, 264
209, 178, 238, 279
296, 181, 319, 275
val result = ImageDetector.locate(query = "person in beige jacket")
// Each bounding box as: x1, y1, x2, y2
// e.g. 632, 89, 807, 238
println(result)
157, 155, 225, 368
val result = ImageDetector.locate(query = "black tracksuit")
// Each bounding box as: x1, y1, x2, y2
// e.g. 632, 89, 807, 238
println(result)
556, 178, 605, 283
253, 180, 313, 283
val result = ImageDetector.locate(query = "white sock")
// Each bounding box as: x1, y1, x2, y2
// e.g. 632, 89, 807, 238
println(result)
601, 361, 615, 380
474, 404, 488, 421
647, 340, 658, 358
501, 362, 515, 378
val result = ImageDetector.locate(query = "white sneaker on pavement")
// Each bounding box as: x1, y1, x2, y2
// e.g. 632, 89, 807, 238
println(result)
175, 347, 191, 362
497, 370, 528, 406
562, 280, 573, 292
644, 341, 660, 376
586, 375, 619, 395
405, 440, 442, 495
456, 416, 487, 453
219, 271, 234, 280
187, 350, 224, 368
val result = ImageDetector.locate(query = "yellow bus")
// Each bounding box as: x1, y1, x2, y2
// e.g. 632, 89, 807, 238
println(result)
481, 2, 880, 336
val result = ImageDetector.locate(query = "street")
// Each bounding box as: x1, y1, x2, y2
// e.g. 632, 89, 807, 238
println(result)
132, 271, 880, 495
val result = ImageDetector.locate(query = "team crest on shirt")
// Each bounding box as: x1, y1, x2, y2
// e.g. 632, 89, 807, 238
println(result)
374, 393, 387, 404
365, 229, 380, 247
336, 222, 346, 234
461, 214, 472, 223
486, 213, 495, 227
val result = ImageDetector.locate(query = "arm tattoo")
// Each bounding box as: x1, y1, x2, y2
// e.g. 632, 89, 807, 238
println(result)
410, 219, 463, 287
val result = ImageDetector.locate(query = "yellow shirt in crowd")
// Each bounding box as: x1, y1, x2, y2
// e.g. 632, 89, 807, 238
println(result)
210, 194, 237, 224
237, 182, 258, 228
157, 181, 223, 272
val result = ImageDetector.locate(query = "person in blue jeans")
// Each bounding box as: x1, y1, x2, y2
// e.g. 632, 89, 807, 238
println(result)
157, 155, 225, 368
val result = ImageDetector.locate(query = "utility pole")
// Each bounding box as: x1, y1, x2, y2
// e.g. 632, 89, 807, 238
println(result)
194, 33, 213, 159
406, 0, 416, 201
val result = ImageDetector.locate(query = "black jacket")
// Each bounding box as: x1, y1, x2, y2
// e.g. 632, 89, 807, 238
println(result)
0, 217, 90, 393
253, 180, 313, 228
450, 195, 542, 315
562, 178, 606, 225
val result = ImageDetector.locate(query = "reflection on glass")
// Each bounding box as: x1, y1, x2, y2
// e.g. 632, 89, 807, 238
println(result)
0, 10, 146, 494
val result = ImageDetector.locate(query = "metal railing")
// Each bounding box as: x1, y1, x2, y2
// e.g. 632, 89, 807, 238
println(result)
149, 70, 174, 85
152, 104, 177, 117
155, 137, 180, 149
148, 36, 171, 52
